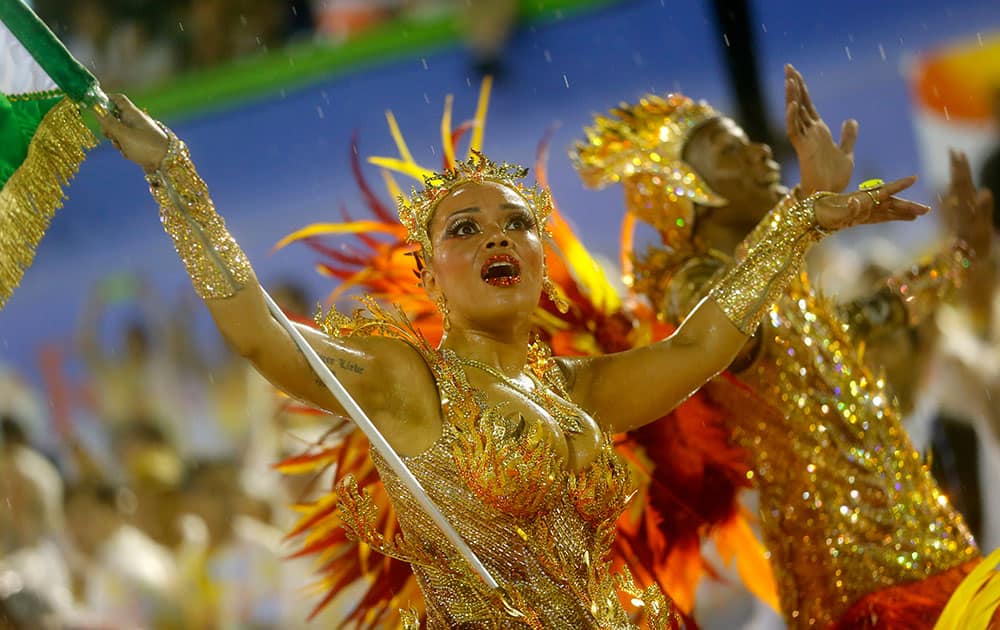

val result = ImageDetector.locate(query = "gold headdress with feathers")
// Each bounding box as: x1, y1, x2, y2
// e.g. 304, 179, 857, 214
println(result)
573, 93, 726, 227
368, 78, 551, 258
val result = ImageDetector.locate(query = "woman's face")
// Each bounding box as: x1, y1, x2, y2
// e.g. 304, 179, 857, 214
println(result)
423, 181, 545, 329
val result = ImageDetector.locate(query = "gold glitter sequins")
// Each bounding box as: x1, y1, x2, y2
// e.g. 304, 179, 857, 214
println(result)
147, 130, 251, 300
709, 194, 822, 335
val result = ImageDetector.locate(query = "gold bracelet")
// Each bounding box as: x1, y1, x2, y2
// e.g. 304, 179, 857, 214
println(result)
710, 193, 825, 334
886, 239, 974, 326
146, 128, 251, 300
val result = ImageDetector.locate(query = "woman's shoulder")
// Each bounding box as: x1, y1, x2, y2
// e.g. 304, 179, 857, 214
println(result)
316, 297, 438, 362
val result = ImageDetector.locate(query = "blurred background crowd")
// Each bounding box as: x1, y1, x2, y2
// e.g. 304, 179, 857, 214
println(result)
0, 274, 363, 628
32, 0, 519, 88
2, 0, 1000, 628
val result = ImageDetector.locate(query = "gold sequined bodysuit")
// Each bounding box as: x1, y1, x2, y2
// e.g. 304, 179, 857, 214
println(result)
634, 238, 979, 628
320, 304, 677, 629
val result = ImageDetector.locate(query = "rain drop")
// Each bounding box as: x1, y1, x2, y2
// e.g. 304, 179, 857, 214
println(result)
316, 106, 324, 120
423, 93, 430, 104
761, 23, 767, 33
177, 21, 184, 33
544, 49, 552, 63
421, 58, 428, 70
844, 46, 852, 61
723, 33, 730, 47
878, 43, 886, 61
978, 33, 984, 47
563, 74, 570, 88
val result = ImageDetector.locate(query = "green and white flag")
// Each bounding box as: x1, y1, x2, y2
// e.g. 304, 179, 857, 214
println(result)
0, 0, 104, 309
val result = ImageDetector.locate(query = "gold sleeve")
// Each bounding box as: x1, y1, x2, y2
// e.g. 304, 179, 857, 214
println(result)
145, 129, 251, 300
733, 187, 804, 261
662, 255, 727, 322
885, 240, 973, 326
836, 285, 909, 341
838, 240, 973, 340
709, 193, 825, 334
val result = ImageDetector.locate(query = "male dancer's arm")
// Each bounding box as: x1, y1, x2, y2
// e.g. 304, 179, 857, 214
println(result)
839, 151, 993, 339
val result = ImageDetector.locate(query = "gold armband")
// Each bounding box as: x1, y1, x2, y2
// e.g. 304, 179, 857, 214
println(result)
886, 239, 973, 326
710, 193, 826, 334
146, 129, 251, 300
838, 285, 909, 340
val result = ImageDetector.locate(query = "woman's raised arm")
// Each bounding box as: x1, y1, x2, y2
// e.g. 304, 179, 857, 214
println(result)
97, 95, 440, 455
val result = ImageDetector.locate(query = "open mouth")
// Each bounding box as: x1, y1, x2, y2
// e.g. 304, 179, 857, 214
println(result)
481, 254, 522, 287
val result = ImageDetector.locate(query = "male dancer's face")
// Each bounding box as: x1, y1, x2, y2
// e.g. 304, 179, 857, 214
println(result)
683, 117, 785, 237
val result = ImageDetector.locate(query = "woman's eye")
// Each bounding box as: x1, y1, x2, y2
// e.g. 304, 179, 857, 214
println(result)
447, 220, 479, 237
507, 215, 533, 231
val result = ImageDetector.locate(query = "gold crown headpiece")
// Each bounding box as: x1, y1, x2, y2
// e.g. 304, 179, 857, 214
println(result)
572, 93, 725, 209
368, 77, 551, 257
395, 153, 551, 257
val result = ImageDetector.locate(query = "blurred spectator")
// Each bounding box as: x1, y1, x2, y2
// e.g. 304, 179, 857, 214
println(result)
180, 459, 286, 628
110, 421, 186, 549
77, 276, 185, 448
458, 0, 518, 77
61, 0, 179, 88
185, 0, 236, 67
0, 436, 74, 628
313, 0, 400, 42
0, 366, 53, 455
186, 0, 314, 67
60, 0, 115, 79
63, 481, 184, 627
0, 415, 28, 448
